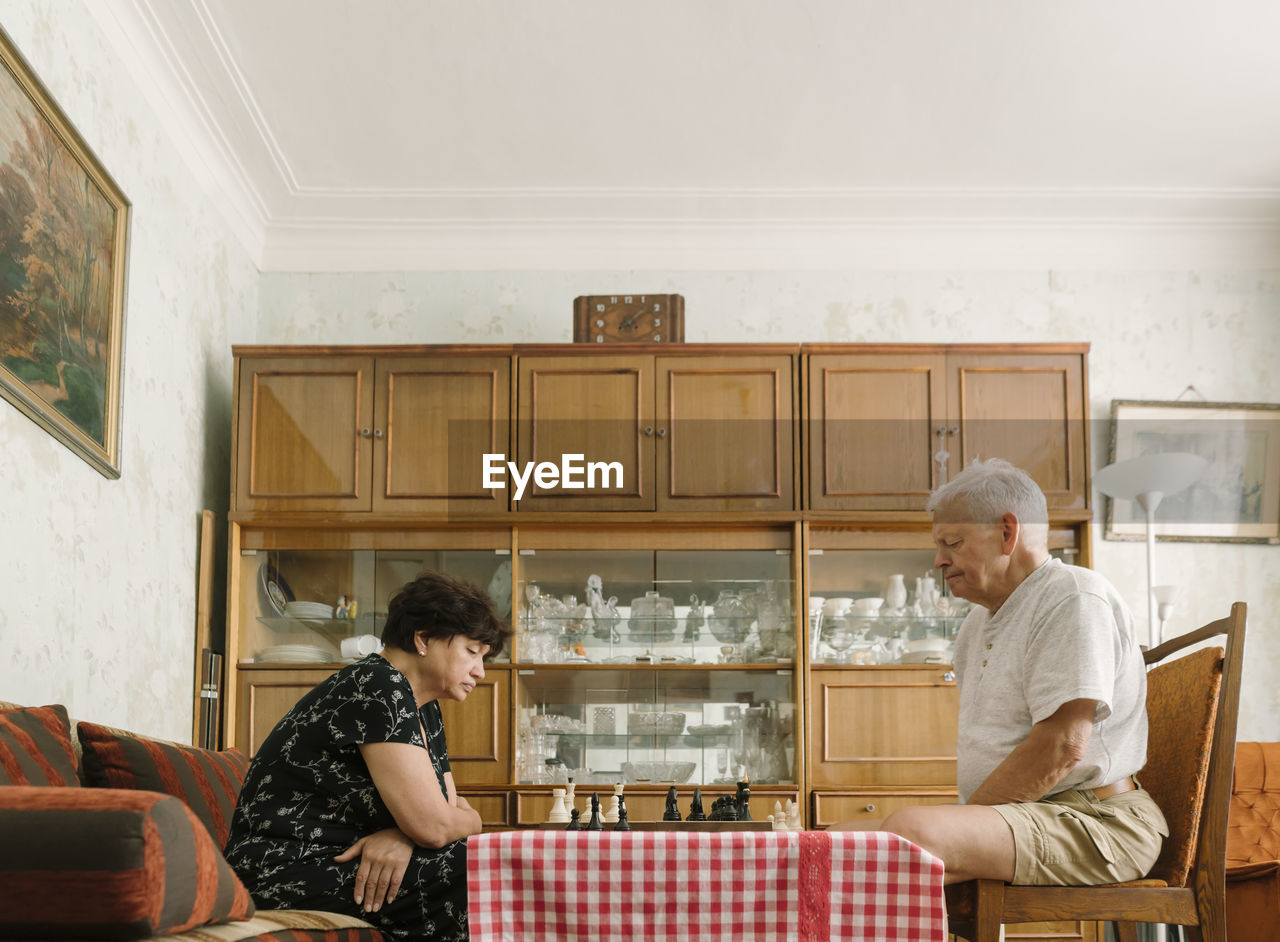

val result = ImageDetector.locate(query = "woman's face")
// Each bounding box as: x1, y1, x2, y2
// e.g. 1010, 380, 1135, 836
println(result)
419, 633, 489, 701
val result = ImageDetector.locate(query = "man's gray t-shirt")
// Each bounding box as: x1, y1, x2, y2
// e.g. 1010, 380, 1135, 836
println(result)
954, 557, 1148, 803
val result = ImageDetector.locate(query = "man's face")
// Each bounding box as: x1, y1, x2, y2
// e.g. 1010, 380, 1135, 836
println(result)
931, 512, 1010, 611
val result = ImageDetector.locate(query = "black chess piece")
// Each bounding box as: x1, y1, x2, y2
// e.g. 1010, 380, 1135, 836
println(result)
735, 779, 752, 821
687, 787, 707, 822
566, 807, 583, 830
586, 792, 604, 831
662, 785, 683, 821
613, 795, 631, 831
708, 795, 739, 821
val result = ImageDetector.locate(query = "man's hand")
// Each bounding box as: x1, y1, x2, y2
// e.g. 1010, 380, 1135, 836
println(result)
335, 827, 414, 913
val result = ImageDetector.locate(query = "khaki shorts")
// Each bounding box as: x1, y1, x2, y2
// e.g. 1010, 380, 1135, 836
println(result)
992, 784, 1169, 885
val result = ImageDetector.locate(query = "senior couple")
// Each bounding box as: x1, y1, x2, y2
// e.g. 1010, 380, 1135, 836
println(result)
224, 458, 1164, 939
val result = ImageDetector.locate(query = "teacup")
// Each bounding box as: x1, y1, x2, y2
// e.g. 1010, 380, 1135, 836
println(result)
822, 597, 853, 616
853, 597, 884, 617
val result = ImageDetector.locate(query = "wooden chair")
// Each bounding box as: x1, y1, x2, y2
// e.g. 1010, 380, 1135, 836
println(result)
946, 601, 1247, 942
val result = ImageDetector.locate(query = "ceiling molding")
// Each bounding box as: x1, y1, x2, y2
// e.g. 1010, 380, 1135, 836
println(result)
90, 2, 1280, 273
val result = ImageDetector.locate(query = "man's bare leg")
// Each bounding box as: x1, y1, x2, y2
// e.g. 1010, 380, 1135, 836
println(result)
829, 804, 1015, 885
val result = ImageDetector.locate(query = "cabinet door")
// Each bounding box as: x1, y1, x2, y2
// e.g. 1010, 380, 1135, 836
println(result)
657, 354, 795, 511
515, 355, 652, 510
437, 672, 511, 785
947, 353, 1088, 510
372, 356, 511, 514
807, 354, 946, 510
234, 356, 374, 512
809, 668, 958, 787
234, 667, 335, 755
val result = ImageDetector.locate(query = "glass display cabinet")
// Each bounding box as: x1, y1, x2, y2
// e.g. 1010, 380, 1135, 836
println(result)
511, 539, 800, 791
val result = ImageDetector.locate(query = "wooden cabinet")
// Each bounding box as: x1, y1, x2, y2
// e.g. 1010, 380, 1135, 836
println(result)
515, 348, 795, 511
809, 667, 959, 788
233, 349, 510, 513
225, 341, 1093, 843
806, 345, 1088, 511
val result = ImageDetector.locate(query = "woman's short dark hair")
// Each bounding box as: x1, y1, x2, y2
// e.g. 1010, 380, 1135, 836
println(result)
381, 569, 511, 658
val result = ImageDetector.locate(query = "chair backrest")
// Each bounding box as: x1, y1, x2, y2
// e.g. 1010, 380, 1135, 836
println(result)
1134, 603, 1246, 894
1227, 741, 1280, 867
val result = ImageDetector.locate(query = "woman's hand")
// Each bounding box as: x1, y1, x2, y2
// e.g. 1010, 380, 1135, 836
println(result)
335, 827, 414, 913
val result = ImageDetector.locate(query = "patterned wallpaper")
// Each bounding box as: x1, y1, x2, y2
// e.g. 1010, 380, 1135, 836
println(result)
0, 1, 259, 739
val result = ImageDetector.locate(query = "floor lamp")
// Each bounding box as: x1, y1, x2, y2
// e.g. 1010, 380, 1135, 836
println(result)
1094, 452, 1208, 648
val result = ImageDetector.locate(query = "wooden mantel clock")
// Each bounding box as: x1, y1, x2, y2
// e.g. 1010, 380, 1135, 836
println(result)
573, 294, 685, 344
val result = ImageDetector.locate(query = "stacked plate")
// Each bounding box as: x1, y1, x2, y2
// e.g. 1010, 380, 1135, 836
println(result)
284, 600, 335, 619
256, 644, 335, 663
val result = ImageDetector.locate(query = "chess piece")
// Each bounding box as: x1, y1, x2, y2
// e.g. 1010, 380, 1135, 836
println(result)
565, 781, 577, 819
786, 800, 802, 831
586, 792, 604, 831
613, 795, 631, 831
566, 808, 583, 830
662, 786, 683, 821
687, 788, 707, 821
708, 795, 738, 821
548, 788, 570, 824
735, 778, 752, 821
605, 783, 622, 824
771, 800, 786, 831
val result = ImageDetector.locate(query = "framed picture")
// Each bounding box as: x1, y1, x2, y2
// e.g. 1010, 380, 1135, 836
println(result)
0, 26, 130, 478
1104, 399, 1280, 544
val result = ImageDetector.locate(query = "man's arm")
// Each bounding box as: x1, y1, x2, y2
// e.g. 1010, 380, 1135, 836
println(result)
966, 698, 1098, 806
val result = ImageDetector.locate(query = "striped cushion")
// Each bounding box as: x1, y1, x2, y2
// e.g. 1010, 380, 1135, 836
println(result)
0, 704, 79, 786
0, 786, 254, 939
77, 722, 249, 850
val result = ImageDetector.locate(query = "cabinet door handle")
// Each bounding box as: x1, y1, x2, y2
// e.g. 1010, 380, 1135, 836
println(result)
864, 803, 877, 813
936, 426, 946, 438
374, 429, 384, 439
359, 427, 372, 438
948, 426, 959, 436
943, 671, 956, 682
656, 428, 667, 438
643, 426, 655, 436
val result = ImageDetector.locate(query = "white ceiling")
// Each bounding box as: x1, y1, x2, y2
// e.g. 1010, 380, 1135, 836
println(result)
90, 0, 1280, 270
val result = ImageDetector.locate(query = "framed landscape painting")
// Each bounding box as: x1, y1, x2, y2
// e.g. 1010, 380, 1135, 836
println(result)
1104, 399, 1280, 544
0, 27, 130, 478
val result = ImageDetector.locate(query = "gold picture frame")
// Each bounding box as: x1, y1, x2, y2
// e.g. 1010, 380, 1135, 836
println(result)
1104, 399, 1280, 544
0, 26, 130, 478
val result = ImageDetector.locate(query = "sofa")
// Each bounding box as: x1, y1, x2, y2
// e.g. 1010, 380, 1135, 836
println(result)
1226, 741, 1280, 942
0, 700, 386, 942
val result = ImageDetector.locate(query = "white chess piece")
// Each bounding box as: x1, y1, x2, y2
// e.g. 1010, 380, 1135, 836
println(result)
565, 782, 577, 819
770, 800, 785, 830
786, 799, 802, 831
605, 783, 623, 823
548, 788, 570, 824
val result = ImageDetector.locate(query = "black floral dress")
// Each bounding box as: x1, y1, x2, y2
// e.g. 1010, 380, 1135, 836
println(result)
224, 654, 468, 941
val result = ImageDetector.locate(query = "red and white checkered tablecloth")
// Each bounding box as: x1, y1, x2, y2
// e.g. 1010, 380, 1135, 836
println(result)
467, 829, 947, 941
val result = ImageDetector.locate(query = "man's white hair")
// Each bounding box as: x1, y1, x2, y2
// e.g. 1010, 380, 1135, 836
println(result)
926, 458, 1049, 549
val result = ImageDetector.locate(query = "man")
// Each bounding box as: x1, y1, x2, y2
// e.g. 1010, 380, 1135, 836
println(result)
836, 458, 1167, 887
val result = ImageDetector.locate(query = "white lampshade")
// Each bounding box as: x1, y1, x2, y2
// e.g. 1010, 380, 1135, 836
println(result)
1094, 452, 1208, 507
1095, 451, 1208, 648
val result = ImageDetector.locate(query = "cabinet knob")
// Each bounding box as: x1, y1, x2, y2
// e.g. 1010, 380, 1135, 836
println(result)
935, 426, 946, 437
656, 427, 667, 438
374, 428, 384, 439
359, 427, 372, 438
948, 426, 959, 436
864, 803, 877, 813
643, 426, 655, 436
943, 671, 956, 682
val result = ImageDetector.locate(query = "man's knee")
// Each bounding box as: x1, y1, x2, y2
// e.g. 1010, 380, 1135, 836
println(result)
881, 805, 936, 849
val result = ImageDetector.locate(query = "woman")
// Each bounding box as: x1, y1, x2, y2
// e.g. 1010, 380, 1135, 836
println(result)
225, 569, 510, 941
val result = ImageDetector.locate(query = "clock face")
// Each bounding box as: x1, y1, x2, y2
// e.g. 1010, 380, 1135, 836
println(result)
574, 294, 684, 344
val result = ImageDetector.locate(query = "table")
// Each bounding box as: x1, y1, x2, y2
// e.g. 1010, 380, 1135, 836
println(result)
467, 829, 947, 941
